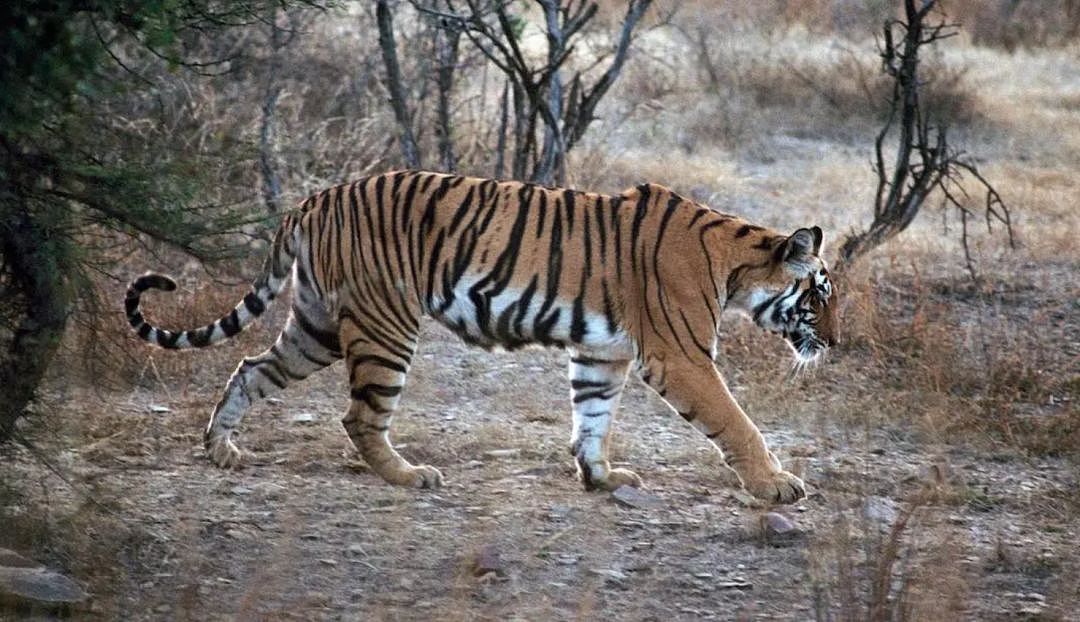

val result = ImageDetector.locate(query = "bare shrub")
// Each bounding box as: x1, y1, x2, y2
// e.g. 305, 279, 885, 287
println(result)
954, 0, 1080, 50
836, 266, 1079, 458
677, 4, 982, 150
809, 480, 972, 622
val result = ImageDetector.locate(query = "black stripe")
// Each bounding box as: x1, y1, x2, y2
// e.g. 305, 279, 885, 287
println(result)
293, 308, 342, 355
563, 190, 575, 236
157, 330, 180, 349
220, 309, 242, 337
573, 389, 620, 404
569, 293, 587, 343
243, 291, 266, 316
571, 355, 616, 366
601, 280, 618, 335
735, 223, 763, 237
351, 354, 409, 374
571, 379, 610, 389
188, 324, 214, 347
629, 185, 650, 271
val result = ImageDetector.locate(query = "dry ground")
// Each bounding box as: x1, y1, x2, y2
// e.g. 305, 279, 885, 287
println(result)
3, 8, 1080, 621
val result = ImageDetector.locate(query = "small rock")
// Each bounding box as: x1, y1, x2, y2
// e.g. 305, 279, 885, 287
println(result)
483, 449, 520, 459
155, 604, 172, 614
611, 485, 664, 510
762, 512, 803, 544
148, 404, 172, 414
0, 548, 40, 569
717, 581, 753, 590
347, 544, 366, 556
230, 485, 253, 496
863, 496, 898, 524
588, 568, 627, 584
731, 490, 765, 508
470, 545, 503, 578
547, 504, 572, 520
1004, 592, 1046, 603
290, 412, 316, 424
0, 566, 87, 607
318, 558, 338, 567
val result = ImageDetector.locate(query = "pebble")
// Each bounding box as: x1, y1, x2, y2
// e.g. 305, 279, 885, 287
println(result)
717, 581, 753, 590
763, 511, 803, 543
0, 548, 39, 569
0, 566, 87, 607
863, 496, 899, 524
588, 568, 628, 584
471, 544, 504, 577
611, 485, 664, 510
483, 448, 521, 459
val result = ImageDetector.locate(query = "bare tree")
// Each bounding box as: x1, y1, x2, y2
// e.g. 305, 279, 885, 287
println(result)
259, 8, 307, 213
434, 20, 462, 172
416, 0, 653, 185
835, 0, 1014, 281
376, 0, 423, 169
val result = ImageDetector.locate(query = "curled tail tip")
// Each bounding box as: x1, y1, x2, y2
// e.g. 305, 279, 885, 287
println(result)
131, 273, 178, 293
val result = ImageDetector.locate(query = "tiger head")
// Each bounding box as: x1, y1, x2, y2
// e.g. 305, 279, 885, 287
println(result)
727, 226, 839, 364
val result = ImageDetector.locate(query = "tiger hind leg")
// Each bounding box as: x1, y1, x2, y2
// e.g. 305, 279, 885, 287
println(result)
204, 301, 342, 467
340, 313, 442, 488
567, 354, 640, 491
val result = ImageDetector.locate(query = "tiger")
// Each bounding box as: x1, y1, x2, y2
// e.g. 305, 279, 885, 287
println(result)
124, 170, 838, 504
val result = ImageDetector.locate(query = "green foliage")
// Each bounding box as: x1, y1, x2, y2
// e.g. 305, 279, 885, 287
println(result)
0, 0, 313, 437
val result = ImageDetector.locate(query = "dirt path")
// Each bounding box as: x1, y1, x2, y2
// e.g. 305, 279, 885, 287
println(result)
3, 316, 1078, 621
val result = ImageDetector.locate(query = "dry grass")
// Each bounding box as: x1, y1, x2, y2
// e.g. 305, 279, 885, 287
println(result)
3, 1, 1079, 619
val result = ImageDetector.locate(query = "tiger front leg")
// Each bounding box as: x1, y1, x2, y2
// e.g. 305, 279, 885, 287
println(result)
642, 359, 805, 504
567, 355, 640, 491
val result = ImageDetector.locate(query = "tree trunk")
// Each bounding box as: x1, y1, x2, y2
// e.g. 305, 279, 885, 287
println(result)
494, 80, 509, 179
0, 212, 69, 440
376, 0, 422, 169
435, 24, 461, 173
259, 8, 285, 214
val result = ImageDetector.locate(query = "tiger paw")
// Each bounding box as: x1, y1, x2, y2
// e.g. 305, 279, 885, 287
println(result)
597, 468, 644, 491
743, 470, 806, 504
205, 435, 245, 469
395, 464, 444, 489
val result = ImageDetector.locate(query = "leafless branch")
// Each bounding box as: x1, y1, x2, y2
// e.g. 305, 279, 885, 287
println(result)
836, 0, 1015, 284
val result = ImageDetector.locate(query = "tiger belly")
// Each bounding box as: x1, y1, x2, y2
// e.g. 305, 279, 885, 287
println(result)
428, 279, 630, 354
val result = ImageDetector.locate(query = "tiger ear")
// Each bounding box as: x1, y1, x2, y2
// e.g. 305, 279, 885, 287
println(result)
781, 226, 823, 266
